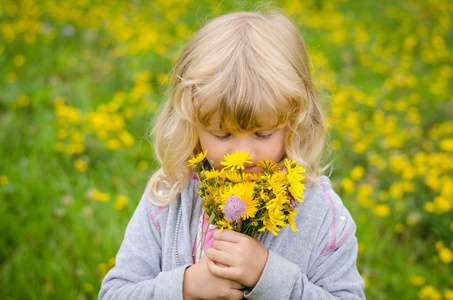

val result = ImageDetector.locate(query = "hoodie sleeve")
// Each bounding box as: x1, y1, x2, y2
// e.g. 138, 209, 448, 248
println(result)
99, 190, 189, 300
244, 178, 365, 299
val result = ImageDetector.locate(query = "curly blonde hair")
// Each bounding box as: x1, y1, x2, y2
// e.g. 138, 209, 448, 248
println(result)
148, 11, 326, 206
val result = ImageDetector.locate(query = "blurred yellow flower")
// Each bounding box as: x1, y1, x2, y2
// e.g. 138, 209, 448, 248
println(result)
394, 223, 405, 234
13, 54, 25, 67
118, 130, 135, 147
350, 166, 365, 180
15, 95, 29, 107
114, 195, 129, 211
87, 189, 110, 202
410, 275, 426, 287
445, 289, 453, 300
357, 184, 373, 208
138, 160, 148, 171
98, 257, 115, 277
84, 283, 94, 293
341, 178, 355, 195
433, 196, 452, 213
418, 285, 442, 300
0, 175, 9, 185
74, 159, 88, 172
154, 44, 166, 55
54, 142, 65, 153
157, 73, 168, 85
105, 139, 122, 150
439, 139, 453, 152
439, 247, 453, 264
373, 204, 390, 218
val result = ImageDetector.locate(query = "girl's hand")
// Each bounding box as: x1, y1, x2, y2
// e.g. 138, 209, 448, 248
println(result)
205, 229, 268, 288
183, 254, 244, 300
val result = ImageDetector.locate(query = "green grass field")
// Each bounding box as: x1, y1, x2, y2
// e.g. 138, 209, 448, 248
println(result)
1, 0, 452, 299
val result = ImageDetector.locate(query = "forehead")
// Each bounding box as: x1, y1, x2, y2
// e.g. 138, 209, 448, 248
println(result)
200, 112, 282, 131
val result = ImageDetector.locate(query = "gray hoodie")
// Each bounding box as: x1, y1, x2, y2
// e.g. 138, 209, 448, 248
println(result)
99, 176, 365, 299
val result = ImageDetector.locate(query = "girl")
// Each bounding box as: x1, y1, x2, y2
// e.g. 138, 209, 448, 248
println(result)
100, 11, 365, 300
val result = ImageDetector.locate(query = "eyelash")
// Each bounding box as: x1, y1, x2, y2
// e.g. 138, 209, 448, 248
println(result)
214, 134, 231, 140
213, 132, 273, 140
255, 132, 273, 139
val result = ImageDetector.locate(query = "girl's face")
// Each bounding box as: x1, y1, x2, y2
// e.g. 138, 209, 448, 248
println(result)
197, 122, 286, 173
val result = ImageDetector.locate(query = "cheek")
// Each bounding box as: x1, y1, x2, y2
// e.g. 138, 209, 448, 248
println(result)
267, 135, 286, 161
198, 138, 224, 168
269, 147, 285, 161
206, 149, 225, 169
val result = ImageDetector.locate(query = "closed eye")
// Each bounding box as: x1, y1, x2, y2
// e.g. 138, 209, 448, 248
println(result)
212, 132, 231, 140
255, 131, 273, 140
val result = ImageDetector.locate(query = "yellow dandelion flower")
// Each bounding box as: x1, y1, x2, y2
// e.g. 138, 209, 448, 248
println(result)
243, 172, 262, 182
260, 188, 271, 203
257, 160, 280, 173
285, 161, 306, 200
188, 150, 207, 166
287, 209, 299, 232
259, 218, 281, 236
288, 178, 305, 199
216, 219, 233, 231
241, 182, 258, 219
219, 183, 258, 222
220, 184, 245, 203
220, 169, 242, 183
285, 159, 306, 174
268, 172, 287, 195
221, 150, 253, 170
204, 170, 221, 180
265, 193, 287, 229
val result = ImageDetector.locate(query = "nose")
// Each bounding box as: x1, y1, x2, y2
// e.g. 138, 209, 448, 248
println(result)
231, 134, 256, 162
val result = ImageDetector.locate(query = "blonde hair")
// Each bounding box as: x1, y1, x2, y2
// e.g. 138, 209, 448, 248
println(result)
149, 11, 326, 206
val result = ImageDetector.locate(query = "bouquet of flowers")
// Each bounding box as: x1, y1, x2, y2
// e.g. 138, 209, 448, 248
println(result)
188, 150, 306, 237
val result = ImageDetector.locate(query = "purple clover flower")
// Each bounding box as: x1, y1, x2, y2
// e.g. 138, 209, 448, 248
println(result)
222, 195, 247, 223
289, 195, 302, 210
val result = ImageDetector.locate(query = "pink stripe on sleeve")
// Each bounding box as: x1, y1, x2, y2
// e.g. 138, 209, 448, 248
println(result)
147, 200, 168, 234
320, 181, 354, 255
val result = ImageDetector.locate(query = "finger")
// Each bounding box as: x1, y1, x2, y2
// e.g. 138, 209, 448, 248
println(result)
206, 247, 235, 266
227, 288, 244, 300
206, 259, 236, 280
213, 229, 244, 242
214, 261, 229, 268
229, 280, 245, 290
212, 240, 237, 254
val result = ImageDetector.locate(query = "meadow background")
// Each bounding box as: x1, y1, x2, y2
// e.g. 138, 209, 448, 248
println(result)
1, 0, 452, 299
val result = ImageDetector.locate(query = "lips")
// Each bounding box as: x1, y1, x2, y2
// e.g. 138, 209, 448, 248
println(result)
242, 165, 257, 172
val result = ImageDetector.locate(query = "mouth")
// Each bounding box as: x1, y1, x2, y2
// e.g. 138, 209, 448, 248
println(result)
242, 165, 257, 173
